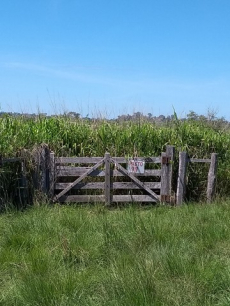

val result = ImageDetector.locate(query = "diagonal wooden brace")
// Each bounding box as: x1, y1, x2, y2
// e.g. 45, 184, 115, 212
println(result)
110, 158, 160, 202
53, 157, 105, 202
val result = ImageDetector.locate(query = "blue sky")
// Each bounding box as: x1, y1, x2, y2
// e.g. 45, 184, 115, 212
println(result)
1, 0, 230, 119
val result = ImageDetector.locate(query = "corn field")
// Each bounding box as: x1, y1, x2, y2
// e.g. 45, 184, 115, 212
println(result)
0, 113, 230, 206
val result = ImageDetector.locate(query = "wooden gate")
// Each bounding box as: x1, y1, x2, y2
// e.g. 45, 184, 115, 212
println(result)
50, 146, 175, 204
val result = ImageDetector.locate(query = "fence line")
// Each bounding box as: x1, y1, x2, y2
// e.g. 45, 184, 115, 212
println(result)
0, 146, 218, 206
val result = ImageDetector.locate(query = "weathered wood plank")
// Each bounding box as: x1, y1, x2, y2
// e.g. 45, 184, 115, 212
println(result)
55, 182, 105, 190
160, 146, 175, 203
112, 182, 161, 189
111, 158, 160, 202
56, 167, 103, 176
189, 158, 211, 163
160, 152, 170, 202
104, 152, 111, 205
55, 182, 161, 190
59, 194, 158, 203
112, 157, 161, 164
55, 156, 161, 164
55, 157, 103, 164
207, 153, 218, 203
56, 167, 161, 177
59, 195, 105, 203
112, 195, 158, 202
53, 158, 105, 202
176, 152, 188, 205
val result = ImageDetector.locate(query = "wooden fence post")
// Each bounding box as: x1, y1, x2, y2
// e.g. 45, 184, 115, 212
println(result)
20, 160, 27, 205
207, 153, 218, 203
104, 152, 111, 205
48, 151, 55, 199
41, 145, 49, 195
161, 146, 174, 203
176, 152, 188, 205
166, 145, 175, 202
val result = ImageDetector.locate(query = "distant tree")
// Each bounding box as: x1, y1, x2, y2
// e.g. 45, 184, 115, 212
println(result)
67, 112, 80, 119
133, 112, 142, 120
187, 110, 199, 121
147, 113, 153, 119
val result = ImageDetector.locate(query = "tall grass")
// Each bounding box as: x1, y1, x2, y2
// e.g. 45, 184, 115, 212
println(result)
1, 202, 230, 305
1, 114, 230, 201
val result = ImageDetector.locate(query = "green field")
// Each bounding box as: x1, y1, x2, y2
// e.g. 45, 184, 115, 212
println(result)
1, 202, 230, 305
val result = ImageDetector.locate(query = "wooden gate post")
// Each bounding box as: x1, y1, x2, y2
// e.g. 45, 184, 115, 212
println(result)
104, 152, 111, 205
41, 148, 55, 199
207, 153, 218, 203
161, 146, 175, 203
166, 145, 175, 201
176, 152, 188, 205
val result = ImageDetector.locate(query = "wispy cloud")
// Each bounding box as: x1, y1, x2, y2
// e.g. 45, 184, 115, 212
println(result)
3, 61, 230, 97
4, 61, 114, 84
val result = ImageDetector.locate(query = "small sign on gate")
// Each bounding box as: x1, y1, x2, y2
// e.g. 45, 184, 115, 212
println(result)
127, 159, 145, 174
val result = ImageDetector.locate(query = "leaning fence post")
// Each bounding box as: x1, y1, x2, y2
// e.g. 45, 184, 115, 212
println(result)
176, 152, 188, 205
207, 153, 218, 203
104, 152, 111, 205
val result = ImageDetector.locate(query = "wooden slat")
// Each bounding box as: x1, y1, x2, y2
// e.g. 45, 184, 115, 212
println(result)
189, 158, 211, 163
55, 182, 105, 190
112, 157, 161, 164
55, 157, 103, 164
111, 158, 160, 202
56, 156, 161, 164
112, 195, 158, 202
58, 194, 158, 203
56, 167, 161, 177
55, 182, 161, 190
112, 182, 161, 189
56, 167, 104, 177
53, 158, 105, 202
59, 195, 105, 203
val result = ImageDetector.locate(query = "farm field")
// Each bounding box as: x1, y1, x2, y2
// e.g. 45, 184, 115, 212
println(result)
1, 202, 230, 305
